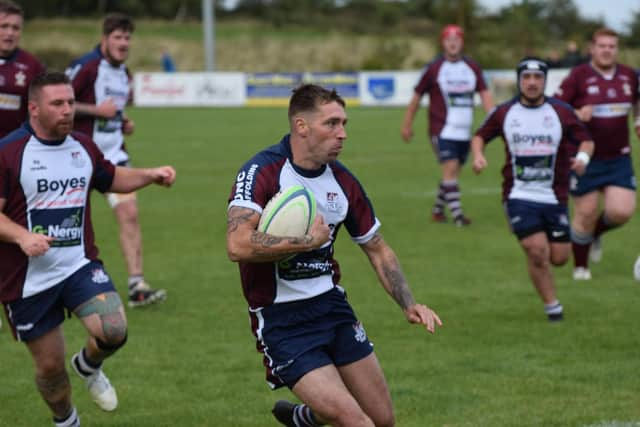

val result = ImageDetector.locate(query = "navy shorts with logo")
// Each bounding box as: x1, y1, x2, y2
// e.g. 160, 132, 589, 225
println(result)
504, 199, 571, 242
5, 261, 117, 342
431, 136, 470, 164
570, 155, 636, 196
250, 286, 374, 390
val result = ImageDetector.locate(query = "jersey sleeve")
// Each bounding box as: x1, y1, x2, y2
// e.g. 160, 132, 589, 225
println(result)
68, 63, 94, 102
554, 69, 578, 103
228, 156, 282, 214
474, 106, 503, 143
333, 163, 380, 244
76, 135, 115, 192
468, 60, 488, 91
414, 65, 434, 96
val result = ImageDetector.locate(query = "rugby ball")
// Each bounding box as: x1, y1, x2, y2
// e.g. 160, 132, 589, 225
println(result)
258, 185, 316, 237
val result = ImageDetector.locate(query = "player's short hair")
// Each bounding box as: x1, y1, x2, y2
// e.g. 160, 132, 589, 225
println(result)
592, 27, 618, 42
0, 0, 23, 16
288, 84, 345, 120
28, 71, 70, 101
103, 13, 135, 36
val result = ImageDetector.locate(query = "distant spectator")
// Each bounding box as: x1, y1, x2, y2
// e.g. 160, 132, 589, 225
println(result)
546, 49, 563, 68
559, 40, 587, 68
161, 48, 176, 72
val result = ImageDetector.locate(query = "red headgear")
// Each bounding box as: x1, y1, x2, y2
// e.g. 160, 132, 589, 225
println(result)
441, 25, 464, 41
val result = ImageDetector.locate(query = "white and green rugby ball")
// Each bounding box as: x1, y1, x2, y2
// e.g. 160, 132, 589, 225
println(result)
258, 185, 316, 237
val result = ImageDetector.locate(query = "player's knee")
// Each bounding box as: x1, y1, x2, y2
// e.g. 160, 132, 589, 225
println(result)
605, 207, 634, 224
550, 252, 569, 266
96, 331, 128, 353
115, 200, 139, 224
36, 357, 66, 378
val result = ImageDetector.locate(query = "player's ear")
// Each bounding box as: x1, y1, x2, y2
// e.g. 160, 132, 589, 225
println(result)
293, 116, 309, 137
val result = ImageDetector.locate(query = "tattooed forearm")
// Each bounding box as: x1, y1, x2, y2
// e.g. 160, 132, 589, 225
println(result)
227, 207, 258, 234
382, 259, 415, 310
250, 231, 312, 257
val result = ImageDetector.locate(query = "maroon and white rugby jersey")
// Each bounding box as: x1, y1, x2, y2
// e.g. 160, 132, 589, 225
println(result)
415, 55, 488, 141
0, 49, 45, 137
228, 135, 380, 309
475, 96, 591, 205
0, 124, 115, 302
66, 46, 132, 165
554, 63, 639, 160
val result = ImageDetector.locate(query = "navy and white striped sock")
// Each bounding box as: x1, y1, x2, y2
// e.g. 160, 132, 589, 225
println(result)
293, 404, 321, 427
73, 348, 101, 378
53, 407, 80, 427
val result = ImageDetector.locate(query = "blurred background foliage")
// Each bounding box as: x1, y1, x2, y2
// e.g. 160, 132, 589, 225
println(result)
15, 0, 640, 71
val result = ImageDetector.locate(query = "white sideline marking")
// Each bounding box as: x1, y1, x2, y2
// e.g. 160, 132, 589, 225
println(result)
401, 187, 501, 198
582, 421, 640, 427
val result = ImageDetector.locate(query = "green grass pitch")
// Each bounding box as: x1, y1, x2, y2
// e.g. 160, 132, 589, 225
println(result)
1, 106, 640, 426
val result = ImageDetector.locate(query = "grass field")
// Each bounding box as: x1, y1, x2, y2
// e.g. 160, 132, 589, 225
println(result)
2, 106, 640, 426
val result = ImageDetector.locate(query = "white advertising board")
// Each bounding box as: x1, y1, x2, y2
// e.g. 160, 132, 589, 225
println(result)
358, 71, 423, 106
134, 72, 246, 107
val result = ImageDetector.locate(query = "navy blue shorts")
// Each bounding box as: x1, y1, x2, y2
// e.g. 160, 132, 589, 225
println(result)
570, 155, 636, 196
5, 261, 117, 342
431, 136, 470, 164
504, 199, 571, 242
250, 287, 374, 390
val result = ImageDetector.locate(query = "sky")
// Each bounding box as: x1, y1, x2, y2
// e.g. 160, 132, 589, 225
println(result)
477, 0, 639, 32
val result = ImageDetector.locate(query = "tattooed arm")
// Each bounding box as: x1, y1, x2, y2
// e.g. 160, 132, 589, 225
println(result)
226, 206, 331, 263
360, 233, 442, 333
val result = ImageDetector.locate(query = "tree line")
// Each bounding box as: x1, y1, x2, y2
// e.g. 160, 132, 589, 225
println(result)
15, 0, 640, 68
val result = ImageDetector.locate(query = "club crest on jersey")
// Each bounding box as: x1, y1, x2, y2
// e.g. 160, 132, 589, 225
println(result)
71, 151, 86, 168
623, 83, 632, 96
509, 118, 521, 129
542, 116, 554, 129
326, 192, 339, 212
607, 88, 617, 98
91, 268, 110, 284
353, 321, 367, 343
14, 71, 26, 87
587, 85, 599, 95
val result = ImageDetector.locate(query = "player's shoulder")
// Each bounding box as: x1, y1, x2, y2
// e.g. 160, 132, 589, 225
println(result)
616, 63, 637, 77
239, 136, 290, 171
13, 49, 44, 68
0, 125, 32, 152
494, 96, 519, 114
461, 55, 483, 69
546, 97, 579, 118
66, 46, 101, 78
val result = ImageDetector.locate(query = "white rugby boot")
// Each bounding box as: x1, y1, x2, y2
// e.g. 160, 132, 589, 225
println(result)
71, 353, 118, 411
634, 256, 640, 281
572, 267, 592, 281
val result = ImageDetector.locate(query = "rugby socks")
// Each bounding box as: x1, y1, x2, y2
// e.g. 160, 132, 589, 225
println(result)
128, 275, 144, 290
544, 300, 564, 321
73, 348, 102, 377
571, 229, 593, 268
593, 213, 619, 237
53, 407, 80, 427
272, 400, 323, 427
442, 180, 465, 220
433, 182, 446, 215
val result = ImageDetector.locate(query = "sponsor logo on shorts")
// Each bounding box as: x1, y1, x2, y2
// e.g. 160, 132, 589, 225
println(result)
91, 268, 110, 284
16, 322, 34, 331
353, 321, 367, 343
551, 231, 566, 238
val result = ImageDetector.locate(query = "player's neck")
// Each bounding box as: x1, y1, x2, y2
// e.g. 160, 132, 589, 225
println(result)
519, 95, 544, 107
591, 61, 616, 77
444, 53, 461, 62
0, 48, 15, 58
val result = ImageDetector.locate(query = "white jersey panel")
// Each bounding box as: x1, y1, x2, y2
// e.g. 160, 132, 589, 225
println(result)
20, 135, 93, 297
273, 160, 349, 303
503, 103, 563, 204
93, 59, 129, 165
437, 61, 478, 140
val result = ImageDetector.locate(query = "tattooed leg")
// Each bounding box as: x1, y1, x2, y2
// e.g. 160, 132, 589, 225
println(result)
74, 292, 128, 362
26, 327, 73, 419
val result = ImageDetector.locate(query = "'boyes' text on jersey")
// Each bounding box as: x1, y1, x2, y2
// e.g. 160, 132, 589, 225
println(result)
229, 135, 380, 309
